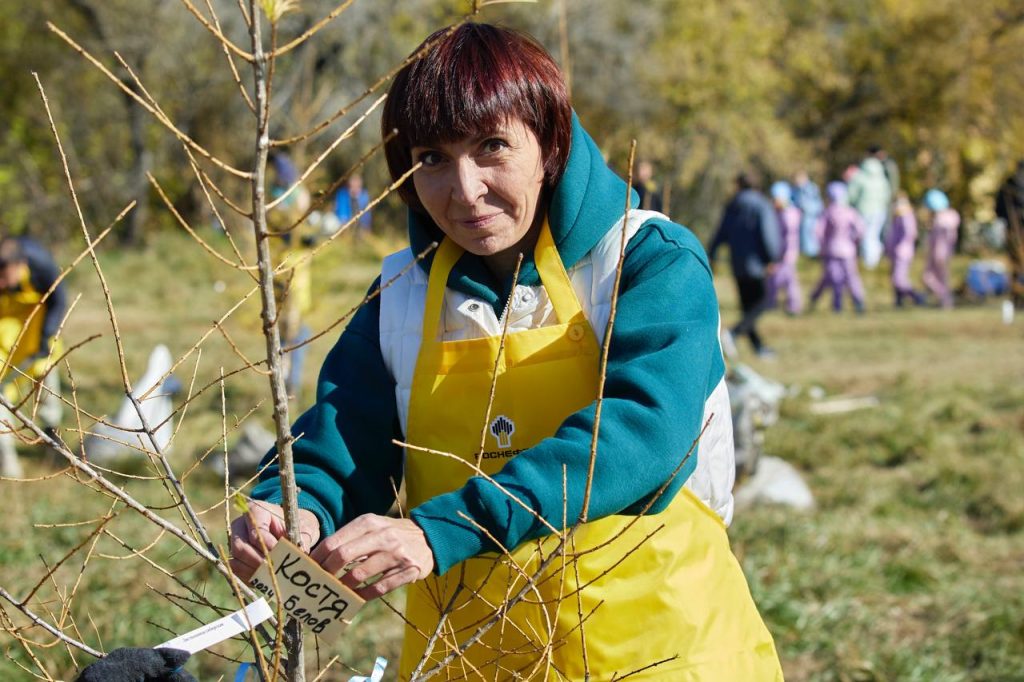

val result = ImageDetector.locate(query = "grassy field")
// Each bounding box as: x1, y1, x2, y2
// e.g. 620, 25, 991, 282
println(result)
0, 230, 1021, 681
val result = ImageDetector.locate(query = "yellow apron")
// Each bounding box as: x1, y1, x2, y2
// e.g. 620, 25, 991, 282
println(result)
0, 266, 61, 394
400, 223, 783, 681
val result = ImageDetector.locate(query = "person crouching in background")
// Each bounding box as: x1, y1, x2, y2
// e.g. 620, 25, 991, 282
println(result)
0, 235, 66, 478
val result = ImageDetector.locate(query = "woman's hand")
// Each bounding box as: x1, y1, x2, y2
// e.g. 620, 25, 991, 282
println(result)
311, 514, 435, 600
228, 501, 320, 582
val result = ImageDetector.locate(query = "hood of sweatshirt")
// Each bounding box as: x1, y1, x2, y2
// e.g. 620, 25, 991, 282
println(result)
407, 112, 639, 310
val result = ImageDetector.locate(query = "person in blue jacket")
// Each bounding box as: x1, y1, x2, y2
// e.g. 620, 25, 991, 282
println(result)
230, 23, 781, 680
707, 172, 783, 358
793, 170, 823, 257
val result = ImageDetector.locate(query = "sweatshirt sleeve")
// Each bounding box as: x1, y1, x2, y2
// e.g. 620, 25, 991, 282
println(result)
411, 221, 721, 574
760, 201, 783, 263
250, 278, 403, 537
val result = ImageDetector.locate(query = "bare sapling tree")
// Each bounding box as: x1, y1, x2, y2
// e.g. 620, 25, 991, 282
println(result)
0, 2, 716, 681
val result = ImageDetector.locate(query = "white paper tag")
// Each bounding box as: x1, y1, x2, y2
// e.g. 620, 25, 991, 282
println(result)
157, 598, 274, 655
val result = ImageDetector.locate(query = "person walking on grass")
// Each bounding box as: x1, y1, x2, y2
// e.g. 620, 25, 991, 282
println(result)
767, 180, 803, 315
921, 188, 961, 309
793, 170, 824, 257
885, 192, 924, 307
848, 152, 892, 270
229, 23, 783, 681
810, 182, 867, 313
708, 171, 783, 358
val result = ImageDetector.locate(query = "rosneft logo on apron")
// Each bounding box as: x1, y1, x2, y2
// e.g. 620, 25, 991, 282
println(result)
489, 415, 515, 449
480, 415, 521, 460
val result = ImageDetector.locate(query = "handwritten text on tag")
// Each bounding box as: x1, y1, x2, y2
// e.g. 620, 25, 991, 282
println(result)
249, 539, 364, 641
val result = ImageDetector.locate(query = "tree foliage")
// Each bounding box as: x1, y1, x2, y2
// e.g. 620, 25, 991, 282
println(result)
1, 0, 1022, 241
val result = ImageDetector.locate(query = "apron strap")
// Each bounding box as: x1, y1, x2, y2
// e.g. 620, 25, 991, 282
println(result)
533, 219, 586, 325
420, 236, 464, 347
419, 219, 587, 346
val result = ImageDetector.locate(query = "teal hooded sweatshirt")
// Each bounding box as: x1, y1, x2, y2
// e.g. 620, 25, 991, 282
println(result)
252, 115, 726, 575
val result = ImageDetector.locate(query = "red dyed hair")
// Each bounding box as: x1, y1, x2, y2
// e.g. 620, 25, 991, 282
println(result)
382, 23, 572, 212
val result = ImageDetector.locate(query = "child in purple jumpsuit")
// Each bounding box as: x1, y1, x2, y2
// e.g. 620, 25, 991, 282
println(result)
767, 181, 803, 314
885, 193, 924, 306
921, 189, 960, 308
810, 182, 867, 313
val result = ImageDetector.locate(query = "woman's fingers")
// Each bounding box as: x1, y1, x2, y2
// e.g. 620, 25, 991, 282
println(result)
247, 502, 286, 553
228, 529, 265, 582
311, 514, 434, 599
354, 565, 421, 601
228, 503, 323, 583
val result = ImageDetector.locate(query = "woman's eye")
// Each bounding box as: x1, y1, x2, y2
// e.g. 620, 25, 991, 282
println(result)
482, 138, 508, 154
416, 151, 444, 167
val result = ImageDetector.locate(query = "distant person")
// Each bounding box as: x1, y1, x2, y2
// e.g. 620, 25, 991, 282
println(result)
267, 150, 316, 399
921, 189, 960, 309
793, 170, 823, 257
995, 160, 1024, 307
766, 181, 803, 315
334, 173, 372, 234
708, 172, 782, 357
885, 193, 924, 307
871, 145, 901, 198
847, 152, 892, 269
0, 235, 66, 478
870, 144, 901, 232
634, 160, 664, 212
809, 182, 867, 313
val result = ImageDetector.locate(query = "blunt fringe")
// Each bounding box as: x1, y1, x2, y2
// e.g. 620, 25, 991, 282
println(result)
382, 23, 572, 211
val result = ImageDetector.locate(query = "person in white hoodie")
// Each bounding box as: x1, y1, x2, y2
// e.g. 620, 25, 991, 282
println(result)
848, 155, 892, 269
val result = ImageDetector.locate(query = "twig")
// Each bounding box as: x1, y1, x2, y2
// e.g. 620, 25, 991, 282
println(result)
273, 21, 470, 146
175, 0, 254, 61
203, 0, 256, 112
47, 25, 251, 178
580, 140, 636, 523
476, 253, 523, 464
266, 94, 386, 211
0, 587, 102, 658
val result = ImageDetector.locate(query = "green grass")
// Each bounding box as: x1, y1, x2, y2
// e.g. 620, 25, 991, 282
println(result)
1, 234, 1021, 680
722, 263, 1024, 682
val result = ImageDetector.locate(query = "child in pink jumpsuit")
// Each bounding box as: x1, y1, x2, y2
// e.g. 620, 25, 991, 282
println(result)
885, 193, 924, 307
921, 189, 960, 308
810, 182, 867, 313
767, 181, 803, 314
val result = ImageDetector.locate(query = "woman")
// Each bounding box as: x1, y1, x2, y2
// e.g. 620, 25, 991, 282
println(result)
230, 23, 782, 680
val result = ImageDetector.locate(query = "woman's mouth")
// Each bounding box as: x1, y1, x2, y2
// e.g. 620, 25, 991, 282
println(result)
458, 214, 500, 228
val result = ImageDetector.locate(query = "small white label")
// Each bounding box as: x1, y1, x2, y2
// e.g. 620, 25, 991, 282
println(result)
157, 598, 274, 655
249, 538, 365, 642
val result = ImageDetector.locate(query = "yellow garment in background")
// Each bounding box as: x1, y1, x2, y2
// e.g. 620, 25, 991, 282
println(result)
0, 266, 62, 391
399, 223, 783, 680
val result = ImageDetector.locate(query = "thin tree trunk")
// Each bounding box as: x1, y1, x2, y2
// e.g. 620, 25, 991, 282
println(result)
248, 3, 305, 680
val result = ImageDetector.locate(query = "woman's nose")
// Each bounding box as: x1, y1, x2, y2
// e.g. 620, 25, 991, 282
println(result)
450, 159, 486, 205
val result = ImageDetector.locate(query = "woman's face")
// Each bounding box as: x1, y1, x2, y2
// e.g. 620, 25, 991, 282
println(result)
411, 119, 545, 273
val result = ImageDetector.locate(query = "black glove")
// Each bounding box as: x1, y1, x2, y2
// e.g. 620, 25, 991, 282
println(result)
75, 647, 197, 682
